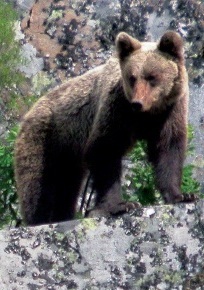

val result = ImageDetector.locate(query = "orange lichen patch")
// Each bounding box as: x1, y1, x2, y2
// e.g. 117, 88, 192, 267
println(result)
20, 0, 104, 80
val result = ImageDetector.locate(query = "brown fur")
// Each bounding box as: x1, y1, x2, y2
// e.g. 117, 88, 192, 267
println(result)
15, 31, 193, 225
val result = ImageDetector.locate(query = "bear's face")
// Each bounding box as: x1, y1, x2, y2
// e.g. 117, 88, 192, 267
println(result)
116, 31, 186, 113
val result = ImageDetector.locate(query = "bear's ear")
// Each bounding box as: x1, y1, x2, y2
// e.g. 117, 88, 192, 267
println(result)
158, 31, 184, 61
116, 32, 141, 61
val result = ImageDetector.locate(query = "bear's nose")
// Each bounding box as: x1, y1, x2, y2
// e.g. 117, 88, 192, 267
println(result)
132, 101, 143, 112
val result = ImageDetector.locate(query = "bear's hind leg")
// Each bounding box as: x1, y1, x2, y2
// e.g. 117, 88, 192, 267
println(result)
48, 153, 84, 223
14, 121, 55, 225
15, 137, 84, 225
15, 118, 84, 225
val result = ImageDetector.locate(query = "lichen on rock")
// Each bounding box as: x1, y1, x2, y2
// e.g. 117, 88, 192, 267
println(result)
0, 201, 204, 289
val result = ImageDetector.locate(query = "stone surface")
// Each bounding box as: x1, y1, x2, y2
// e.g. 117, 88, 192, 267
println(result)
15, 0, 35, 11
0, 200, 204, 289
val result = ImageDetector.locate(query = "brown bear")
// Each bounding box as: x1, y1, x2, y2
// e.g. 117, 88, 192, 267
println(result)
14, 31, 196, 225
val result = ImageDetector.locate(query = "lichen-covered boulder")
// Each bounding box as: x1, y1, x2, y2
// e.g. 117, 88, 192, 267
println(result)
1, 200, 204, 289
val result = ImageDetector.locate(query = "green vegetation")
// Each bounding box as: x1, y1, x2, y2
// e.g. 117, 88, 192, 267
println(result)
181, 125, 200, 195
0, 0, 31, 126
0, 126, 20, 228
0, 1, 26, 228
123, 140, 160, 205
0, 1, 24, 91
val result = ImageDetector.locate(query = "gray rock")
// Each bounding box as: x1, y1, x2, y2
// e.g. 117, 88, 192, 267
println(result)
19, 43, 44, 78
15, 0, 35, 11
1, 200, 204, 289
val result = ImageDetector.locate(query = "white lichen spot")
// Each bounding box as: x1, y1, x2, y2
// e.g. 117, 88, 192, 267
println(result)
144, 208, 156, 217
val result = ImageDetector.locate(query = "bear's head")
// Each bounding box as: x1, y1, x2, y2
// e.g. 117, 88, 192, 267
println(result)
116, 31, 187, 113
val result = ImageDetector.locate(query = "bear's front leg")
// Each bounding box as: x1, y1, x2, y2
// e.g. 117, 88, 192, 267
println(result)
85, 153, 140, 217
148, 133, 198, 204
84, 91, 141, 217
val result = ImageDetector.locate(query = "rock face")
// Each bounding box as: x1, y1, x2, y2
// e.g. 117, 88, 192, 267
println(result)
20, 0, 204, 82
1, 200, 204, 289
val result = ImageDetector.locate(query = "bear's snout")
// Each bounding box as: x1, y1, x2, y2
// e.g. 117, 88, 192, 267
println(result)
131, 100, 143, 112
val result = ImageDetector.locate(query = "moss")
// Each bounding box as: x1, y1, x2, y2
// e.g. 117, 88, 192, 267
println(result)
134, 268, 183, 289
49, 10, 63, 21
164, 271, 183, 284
81, 218, 98, 231
161, 211, 173, 222
32, 71, 54, 96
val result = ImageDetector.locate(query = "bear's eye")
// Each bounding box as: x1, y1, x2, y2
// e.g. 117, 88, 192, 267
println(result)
129, 75, 137, 87
145, 75, 157, 87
